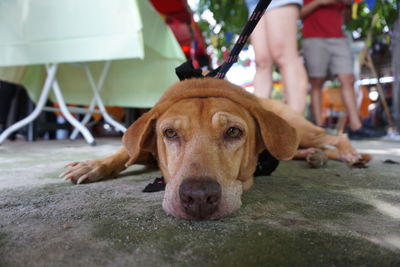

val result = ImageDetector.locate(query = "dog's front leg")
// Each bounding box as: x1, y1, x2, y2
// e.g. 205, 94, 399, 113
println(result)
60, 148, 129, 184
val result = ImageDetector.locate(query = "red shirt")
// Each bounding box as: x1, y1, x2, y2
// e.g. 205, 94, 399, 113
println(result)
302, 0, 346, 38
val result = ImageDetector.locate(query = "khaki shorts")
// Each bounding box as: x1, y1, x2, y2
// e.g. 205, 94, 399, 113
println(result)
302, 38, 353, 78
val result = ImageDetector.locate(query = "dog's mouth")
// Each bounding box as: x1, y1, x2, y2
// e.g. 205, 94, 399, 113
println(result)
162, 177, 243, 220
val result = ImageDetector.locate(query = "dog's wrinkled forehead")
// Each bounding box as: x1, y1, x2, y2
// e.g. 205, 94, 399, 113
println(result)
149, 78, 265, 120
153, 78, 298, 159
157, 78, 258, 106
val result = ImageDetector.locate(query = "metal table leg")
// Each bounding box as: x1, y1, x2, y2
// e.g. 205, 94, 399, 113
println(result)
69, 61, 126, 140
50, 73, 96, 146
0, 64, 58, 144
0, 63, 96, 146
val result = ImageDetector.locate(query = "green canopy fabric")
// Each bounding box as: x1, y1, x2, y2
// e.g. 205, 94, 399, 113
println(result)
0, 0, 185, 108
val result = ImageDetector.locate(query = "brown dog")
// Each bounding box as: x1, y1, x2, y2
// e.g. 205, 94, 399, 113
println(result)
60, 78, 369, 220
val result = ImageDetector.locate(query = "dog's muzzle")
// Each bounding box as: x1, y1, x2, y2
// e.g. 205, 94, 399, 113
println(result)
179, 177, 221, 220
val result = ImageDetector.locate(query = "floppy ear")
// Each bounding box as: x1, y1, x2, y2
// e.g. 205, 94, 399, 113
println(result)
122, 111, 158, 166
253, 108, 299, 160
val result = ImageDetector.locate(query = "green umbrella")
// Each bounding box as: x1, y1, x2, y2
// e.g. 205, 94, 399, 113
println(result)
0, 0, 185, 108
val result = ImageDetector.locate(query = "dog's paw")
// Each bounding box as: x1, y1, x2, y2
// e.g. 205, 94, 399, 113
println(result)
336, 136, 363, 164
337, 150, 361, 164
348, 153, 371, 168
306, 148, 328, 168
59, 160, 110, 184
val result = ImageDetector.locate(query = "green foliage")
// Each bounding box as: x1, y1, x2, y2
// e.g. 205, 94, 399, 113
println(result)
195, 0, 398, 59
197, 0, 248, 59
345, 0, 398, 45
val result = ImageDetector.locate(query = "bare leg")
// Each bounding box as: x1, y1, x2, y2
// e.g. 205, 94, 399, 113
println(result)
264, 5, 308, 114
250, 15, 274, 98
337, 73, 362, 131
309, 77, 326, 126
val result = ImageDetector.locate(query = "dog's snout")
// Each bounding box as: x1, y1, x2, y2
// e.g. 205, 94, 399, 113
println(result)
179, 178, 221, 220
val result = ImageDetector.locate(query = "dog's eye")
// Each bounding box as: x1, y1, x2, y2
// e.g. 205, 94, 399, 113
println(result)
164, 128, 178, 139
225, 127, 243, 139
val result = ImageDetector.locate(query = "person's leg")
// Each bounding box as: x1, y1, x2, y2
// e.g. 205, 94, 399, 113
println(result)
336, 73, 362, 131
329, 38, 362, 131
309, 77, 326, 126
250, 16, 274, 98
303, 38, 330, 123
336, 74, 385, 139
264, 4, 308, 114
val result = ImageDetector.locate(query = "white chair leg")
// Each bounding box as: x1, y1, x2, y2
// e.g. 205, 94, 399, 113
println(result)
69, 97, 97, 140
83, 63, 127, 132
69, 61, 126, 140
69, 61, 110, 140
50, 77, 96, 145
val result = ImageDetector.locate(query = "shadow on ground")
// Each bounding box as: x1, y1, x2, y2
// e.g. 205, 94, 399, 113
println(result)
0, 138, 399, 266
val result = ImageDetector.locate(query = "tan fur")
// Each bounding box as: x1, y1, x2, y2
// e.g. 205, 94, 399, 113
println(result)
60, 78, 369, 219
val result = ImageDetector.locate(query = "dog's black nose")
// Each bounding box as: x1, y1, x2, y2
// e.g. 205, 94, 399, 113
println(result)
179, 178, 221, 220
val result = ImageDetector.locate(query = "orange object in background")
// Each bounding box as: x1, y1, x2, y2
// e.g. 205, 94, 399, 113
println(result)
92, 106, 125, 122
52, 103, 125, 122
321, 87, 346, 123
321, 85, 371, 124
53, 103, 77, 117
358, 85, 372, 119
323, 87, 346, 109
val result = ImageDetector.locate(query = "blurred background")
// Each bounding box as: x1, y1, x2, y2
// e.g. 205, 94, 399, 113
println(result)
0, 0, 399, 143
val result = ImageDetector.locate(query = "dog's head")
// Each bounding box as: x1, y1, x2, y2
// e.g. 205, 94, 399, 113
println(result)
123, 78, 298, 220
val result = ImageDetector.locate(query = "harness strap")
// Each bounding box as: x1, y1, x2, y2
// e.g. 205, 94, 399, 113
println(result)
176, 0, 272, 80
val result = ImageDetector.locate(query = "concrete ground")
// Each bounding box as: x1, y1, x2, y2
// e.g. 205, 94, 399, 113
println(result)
0, 137, 400, 267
